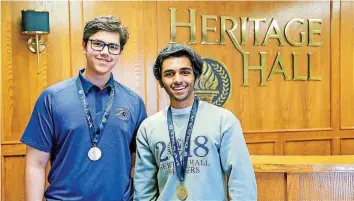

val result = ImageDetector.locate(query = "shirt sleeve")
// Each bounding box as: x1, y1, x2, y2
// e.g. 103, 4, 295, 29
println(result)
220, 113, 257, 201
130, 97, 147, 153
20, 90, 54, 153
133, 123, 159, 201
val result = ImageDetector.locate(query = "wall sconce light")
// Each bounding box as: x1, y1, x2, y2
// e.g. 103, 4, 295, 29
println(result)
21, 10, 50, 74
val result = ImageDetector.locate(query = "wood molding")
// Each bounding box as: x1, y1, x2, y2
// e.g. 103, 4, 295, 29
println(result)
252, 155, 354, 173
330, 0, 340, 132
252, 155, 354, 164
340, 127, 354, 130
1, 141, 22, 145
1, 144, 26, 156
287, 173, 300, 201
244, 127, 333, 134
0, 1, 2, 200
254, 164, 354, 173
331, 138, 341, 155
245, 130, 354, 142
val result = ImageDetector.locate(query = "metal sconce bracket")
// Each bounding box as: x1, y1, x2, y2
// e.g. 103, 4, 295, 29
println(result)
27, 35, 46, 53
27, 34, 46, 74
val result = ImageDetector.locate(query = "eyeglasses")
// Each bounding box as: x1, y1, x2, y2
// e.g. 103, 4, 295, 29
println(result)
88, 39, 121, 55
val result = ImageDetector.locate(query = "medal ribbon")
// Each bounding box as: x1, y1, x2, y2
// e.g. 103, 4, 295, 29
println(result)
76, 77, 115, 147
167, 97, 199, 183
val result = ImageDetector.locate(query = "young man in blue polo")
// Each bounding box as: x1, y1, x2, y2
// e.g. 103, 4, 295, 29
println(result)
21, 15, 147, 201
134, 44, 257, 201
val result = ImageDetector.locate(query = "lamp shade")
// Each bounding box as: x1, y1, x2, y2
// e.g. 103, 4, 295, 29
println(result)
21, 10, 50, 34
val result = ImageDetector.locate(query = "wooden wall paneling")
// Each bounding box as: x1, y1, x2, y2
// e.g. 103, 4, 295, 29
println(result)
341, 138, 354, 155
299, 173, 354, 201
2, 1, 71, 142
1, 0, 354, 199
1, 143, 26, 157
330, 0, 340, 132
82, 1, 149, 100
255, 173, 286, 201
274, 140, 284, 155
2, 156, 25, 201
252, 155, 354, 168
69, 0, 84, 77
247, 142, 275, 155
234, 1, 330, 132
43, 1, 72, 86
286, 173, 300, 201
69, 1, 159, 115
245, 129, 354, 155
254, 155, 354, 201
156, 1, 331, 132
1, 0, 4, 199
284, 140, 331, 155
331, 138, 341, 155
156, 1, 197, 110
2, 1, 23, 143
245, 130, 354, 143
340, 1, 354, 129
246, 131, 340, 157
1, 1, 72, 200
144, 1, 159, 116
1, 143, 26, 201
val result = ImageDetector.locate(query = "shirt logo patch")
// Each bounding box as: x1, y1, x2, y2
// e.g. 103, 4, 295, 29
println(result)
115, 107, 129, 121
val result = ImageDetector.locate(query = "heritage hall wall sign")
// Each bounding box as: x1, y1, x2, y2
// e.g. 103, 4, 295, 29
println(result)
169, 8, 323, 87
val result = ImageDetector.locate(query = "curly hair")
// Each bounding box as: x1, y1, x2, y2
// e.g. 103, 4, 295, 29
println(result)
82, 15, 129, 52
153, 44, 203, 85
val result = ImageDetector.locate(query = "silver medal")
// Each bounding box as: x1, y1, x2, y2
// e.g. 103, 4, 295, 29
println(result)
88, 147, 102, 161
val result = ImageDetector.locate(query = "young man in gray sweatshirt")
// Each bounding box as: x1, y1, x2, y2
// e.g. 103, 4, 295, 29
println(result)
134, 44, 257, 201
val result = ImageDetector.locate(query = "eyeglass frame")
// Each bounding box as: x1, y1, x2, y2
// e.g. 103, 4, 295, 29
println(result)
87, 39, 121, 55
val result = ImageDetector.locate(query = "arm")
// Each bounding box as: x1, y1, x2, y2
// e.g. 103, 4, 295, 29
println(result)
20, 90, 54, 201
220, 115, 257, 201
25, 146, 50, 201
133, 125, 158, 201
130, 152, 136, 178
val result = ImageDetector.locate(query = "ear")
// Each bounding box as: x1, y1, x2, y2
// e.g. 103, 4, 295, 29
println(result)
82, 41, 87, 55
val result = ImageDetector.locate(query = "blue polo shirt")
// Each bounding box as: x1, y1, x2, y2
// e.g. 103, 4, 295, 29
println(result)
21, 69, 147, 201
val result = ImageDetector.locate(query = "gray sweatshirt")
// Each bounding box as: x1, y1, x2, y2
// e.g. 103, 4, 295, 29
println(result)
134, 101, 257, 201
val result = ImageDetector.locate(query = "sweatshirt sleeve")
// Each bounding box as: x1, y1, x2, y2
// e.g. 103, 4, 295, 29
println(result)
133, 122, 159, 201
220, 113, 257, 201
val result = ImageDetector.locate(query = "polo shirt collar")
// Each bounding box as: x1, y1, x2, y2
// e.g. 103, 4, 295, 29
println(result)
78, 68, 114, 94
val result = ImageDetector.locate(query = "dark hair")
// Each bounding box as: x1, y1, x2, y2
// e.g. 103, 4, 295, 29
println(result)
82, 15, 129, 52
153, 44, 203, 85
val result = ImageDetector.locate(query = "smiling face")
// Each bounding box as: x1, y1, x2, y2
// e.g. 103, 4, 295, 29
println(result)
82, 30, 121, 77
160, 56, 196, 108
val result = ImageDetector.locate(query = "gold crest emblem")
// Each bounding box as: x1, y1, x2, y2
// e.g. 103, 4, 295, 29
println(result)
194, 58, 231, 107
